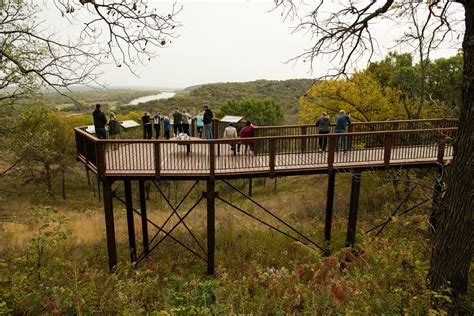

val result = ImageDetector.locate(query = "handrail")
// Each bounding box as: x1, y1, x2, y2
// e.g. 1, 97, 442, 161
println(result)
74, 120, 458, 178
254, 117, 458, 129
75, 127, 458, 144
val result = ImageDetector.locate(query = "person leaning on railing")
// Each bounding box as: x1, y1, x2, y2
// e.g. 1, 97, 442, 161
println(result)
141, 112, 152, 139
335, 110, 351, 153
181, 109, 192, 135
153, 112, 162, 139
315, 112, 330, 151
172, 107, 183, 137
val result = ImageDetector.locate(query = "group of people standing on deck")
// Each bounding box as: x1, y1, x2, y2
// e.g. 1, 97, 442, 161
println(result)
315, 110, 351, 153
140, 105, 215, 140
92, 103, 215, 140
93, 102, 352, 153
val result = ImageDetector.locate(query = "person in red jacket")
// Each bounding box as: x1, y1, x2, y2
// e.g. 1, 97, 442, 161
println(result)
238, 121, 255, 153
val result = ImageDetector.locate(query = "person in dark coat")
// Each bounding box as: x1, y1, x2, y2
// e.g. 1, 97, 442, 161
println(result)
141, 112, 152, 139
203, 105, 214, 139
315, 112, 330, 151
238, 120, 255, 153
172, 108, 182, 137
93, 103, 107, 139
335, 110, 351, 153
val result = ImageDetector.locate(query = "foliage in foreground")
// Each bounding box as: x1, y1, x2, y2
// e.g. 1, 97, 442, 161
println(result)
1, 202, 471, 314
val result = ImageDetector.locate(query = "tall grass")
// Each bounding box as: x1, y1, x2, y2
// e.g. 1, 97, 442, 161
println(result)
0, 168, 471, 314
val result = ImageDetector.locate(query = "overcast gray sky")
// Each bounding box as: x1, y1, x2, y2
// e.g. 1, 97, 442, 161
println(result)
100, 0, 316, 88
42, 0, 462, 89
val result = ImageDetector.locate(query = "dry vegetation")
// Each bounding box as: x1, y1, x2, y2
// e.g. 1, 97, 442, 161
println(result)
1, 164, 471, 314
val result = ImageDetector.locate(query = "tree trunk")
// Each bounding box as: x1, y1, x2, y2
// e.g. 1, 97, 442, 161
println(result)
428, 1, 474, 307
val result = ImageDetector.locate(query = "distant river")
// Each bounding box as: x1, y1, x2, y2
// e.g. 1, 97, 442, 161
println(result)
128, 92, 176, 105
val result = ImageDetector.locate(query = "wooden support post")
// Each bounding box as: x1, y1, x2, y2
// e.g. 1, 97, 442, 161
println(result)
191, 118, 196, 137
212, 119, 219, 140
103, 180, 117, 272
86, 168, 91, 186
96, 141, 106, 178
248, 178, 253, 196
383, 133, 393, 169
347, 124, 353, 151
346, 171, 362, 247
209, 143, 215, 177
154, 142, 161, 178
97, 180, 101, 202
393, 122, 399, 148
269, 139, 276, 177
301, 126, 307, 153
206, 179, 216, 275
324, 171, 336, 243
139, 180, 149, 256
327, 136, 336, 172
124, 180, 137, 263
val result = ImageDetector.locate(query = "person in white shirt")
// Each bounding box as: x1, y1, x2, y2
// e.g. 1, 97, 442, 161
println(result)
223, 123, 238, 153
181, 109, 192, 135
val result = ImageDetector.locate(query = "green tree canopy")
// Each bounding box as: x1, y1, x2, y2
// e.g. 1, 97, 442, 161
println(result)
217, 99, 284, 126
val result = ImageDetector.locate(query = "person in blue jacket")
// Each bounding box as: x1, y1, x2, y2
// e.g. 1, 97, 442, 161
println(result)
335, 110, 351, 153
163, 116, 171, 139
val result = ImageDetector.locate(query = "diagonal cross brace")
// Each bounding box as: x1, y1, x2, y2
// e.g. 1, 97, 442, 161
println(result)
150, 181, 207, 257
136, 195, 206, 265
222, 180, 329, 254
113, 194, 206, 264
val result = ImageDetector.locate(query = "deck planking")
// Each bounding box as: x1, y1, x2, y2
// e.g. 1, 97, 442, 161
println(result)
103, 142, 453, 178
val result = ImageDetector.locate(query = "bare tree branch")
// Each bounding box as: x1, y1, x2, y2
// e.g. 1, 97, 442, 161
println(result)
0, 0, 181, 101
275, 0, 462, 78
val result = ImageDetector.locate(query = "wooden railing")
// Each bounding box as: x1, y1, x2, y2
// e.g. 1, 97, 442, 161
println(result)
253, 118, 458, 137
75, 119, 457, 178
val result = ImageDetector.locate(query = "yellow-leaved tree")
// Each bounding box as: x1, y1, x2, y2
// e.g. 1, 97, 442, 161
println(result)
299, 71, 408, 124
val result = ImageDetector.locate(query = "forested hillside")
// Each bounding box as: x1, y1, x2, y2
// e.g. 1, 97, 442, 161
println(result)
120, 79, 314, 123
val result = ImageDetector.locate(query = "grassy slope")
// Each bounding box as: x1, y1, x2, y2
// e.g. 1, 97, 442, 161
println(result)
1, 165, 471, 314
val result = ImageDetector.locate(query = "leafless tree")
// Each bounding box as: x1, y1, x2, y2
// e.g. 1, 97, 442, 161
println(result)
0, 0, 181, 100
274, 0, 472, 311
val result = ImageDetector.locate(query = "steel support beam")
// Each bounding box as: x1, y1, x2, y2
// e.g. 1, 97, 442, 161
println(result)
103, 180, 117, 271
124, 180, 137, 262
346, 171, 362, 247
324, 172, 336, 243
139, 181, 149, 255
206, 179, 216, 275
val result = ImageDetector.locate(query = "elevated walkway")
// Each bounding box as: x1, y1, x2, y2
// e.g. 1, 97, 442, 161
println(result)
74, 118, 457, 273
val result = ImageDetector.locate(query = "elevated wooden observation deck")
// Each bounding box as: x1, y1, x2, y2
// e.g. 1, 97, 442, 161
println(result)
74, 118, 458, 273
75, 118, 457, 180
